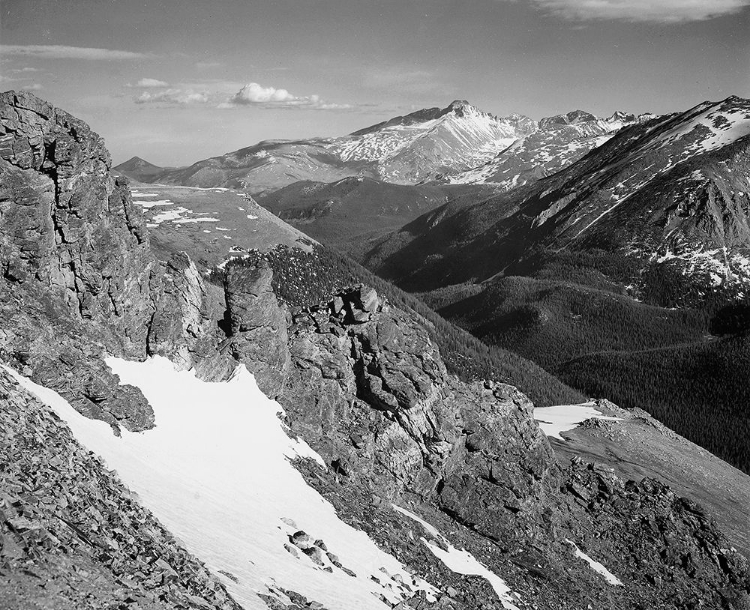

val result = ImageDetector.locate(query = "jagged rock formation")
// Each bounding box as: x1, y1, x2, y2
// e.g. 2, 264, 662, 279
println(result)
280, 285, 555, 531
224, 260, 290, 398
0, 92, 154, 353
149, 252, 231, 380
0, 91, 233, 431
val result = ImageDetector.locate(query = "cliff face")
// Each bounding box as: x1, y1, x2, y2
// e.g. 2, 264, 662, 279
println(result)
0, 92, 154, 352
0, 91, 229, 432
279, 285, 556, 537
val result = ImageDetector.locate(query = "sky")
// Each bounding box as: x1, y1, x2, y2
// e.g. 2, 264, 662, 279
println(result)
1, 0, 749, 166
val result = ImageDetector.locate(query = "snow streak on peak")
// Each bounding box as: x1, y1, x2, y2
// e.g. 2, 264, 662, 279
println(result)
445, 108, 637, 188
328, 101, 536, 183
7, 358, 438, 610
393, 505, 522, 610
646, 97, 750, 156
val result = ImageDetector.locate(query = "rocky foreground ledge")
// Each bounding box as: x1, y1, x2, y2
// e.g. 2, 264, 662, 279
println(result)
0, 368, 240, 610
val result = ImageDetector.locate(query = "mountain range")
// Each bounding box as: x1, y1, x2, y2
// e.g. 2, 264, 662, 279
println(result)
114, 100, 640, 195
3, 89, 750, 610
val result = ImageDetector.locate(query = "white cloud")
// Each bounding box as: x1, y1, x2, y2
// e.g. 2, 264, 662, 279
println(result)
135, 89, 209, 105
222, 82, 352, 110
516, 0, 750, 22
20, 83, 43, 91
230, 82, 299, 104
133, 78, 169, 88
0, 44, 148, 60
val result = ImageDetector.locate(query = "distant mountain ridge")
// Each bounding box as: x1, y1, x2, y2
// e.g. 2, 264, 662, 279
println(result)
114, 100, 637, 195
439, 109, 653, 188
367, 95, 750, 295
115, 155, 174, 182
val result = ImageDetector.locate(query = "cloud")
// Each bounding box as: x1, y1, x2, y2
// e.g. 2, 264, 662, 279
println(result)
233, 82, 299, 104
132, 78, 169, 88
515, 0, 750, 23
135, 89, 209, 105
0, 44, 148, 60
221, 82, 351, 110
196, 61, 223, 69
20, 83, 43, 91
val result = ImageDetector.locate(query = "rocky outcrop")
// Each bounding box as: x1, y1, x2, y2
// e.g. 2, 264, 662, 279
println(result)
279, 285, 557, 537
0, 91, 234, 431
0, 91, 156, 355
148, 253, 232, 380
224, 260, 290, 398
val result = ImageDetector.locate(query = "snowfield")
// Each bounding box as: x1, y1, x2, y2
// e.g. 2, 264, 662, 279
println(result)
533, 403, 621, 440
5, 357, 438, 610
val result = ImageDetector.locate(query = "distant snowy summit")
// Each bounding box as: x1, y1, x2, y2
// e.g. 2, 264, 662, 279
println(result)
440, 108, 654, 188
333, 99, 539, 183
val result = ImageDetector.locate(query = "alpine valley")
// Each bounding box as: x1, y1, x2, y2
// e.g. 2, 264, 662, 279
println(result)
2, 86, 749, 610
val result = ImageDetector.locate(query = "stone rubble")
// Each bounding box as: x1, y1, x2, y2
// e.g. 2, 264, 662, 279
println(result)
0, 369, 242, 610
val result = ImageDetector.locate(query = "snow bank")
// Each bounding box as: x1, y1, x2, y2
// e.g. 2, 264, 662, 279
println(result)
5, 357, 436, 610
133, 199, 174, 208
533, 403, 621, 440
393, 504, 521, 610
565, 539, 623, 586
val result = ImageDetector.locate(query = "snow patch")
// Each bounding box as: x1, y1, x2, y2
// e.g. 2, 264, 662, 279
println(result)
393, 505, 521, 610
5, 358, 437, 610
534, 403, 621, 440
173, 217, 220, 224
565, 540, 623, 586
151, 206, 191, 224
133, 199, 174, 208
